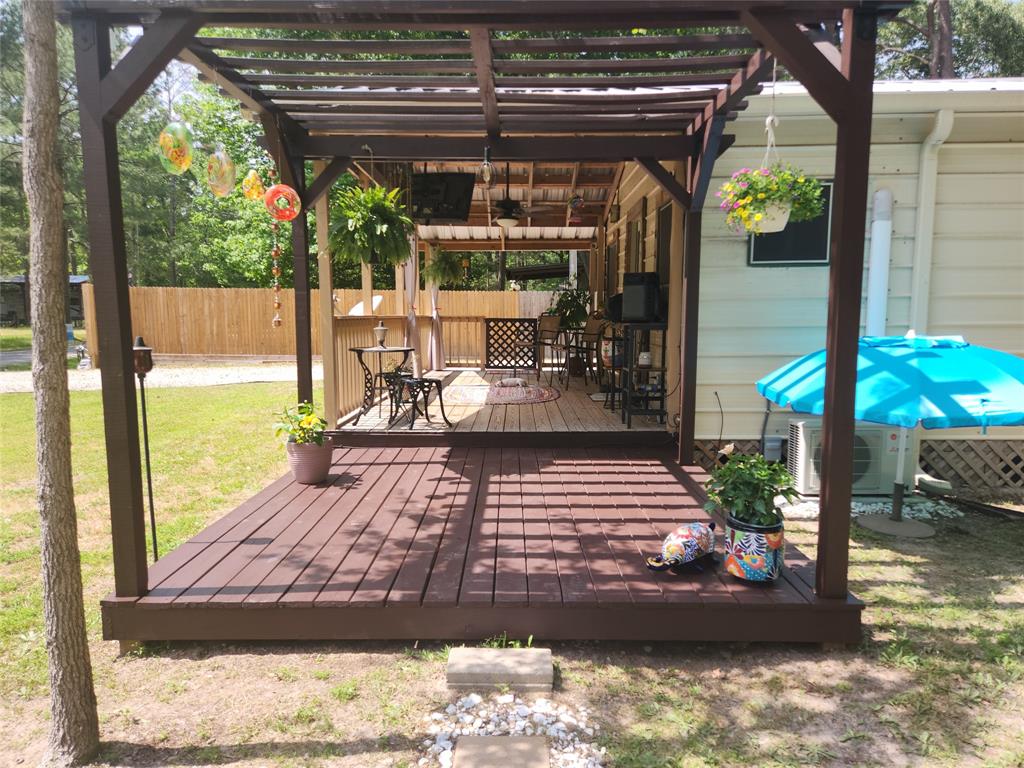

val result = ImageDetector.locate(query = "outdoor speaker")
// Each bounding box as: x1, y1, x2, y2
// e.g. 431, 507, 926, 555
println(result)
621, 272, 660, 322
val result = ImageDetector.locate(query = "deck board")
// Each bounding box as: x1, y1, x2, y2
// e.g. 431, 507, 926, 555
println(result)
104, 447, 863, 644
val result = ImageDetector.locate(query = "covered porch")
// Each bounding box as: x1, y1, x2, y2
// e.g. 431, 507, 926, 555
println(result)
102, 446, 860, 643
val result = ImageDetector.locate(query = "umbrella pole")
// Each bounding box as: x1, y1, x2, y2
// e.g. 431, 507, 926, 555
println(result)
890, 426, 909, 522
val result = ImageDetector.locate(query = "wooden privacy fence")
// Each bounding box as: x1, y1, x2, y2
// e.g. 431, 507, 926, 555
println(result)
81, 285, 553, 365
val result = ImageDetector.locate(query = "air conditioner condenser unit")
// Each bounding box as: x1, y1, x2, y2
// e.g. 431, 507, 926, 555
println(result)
786, 418, 909, 496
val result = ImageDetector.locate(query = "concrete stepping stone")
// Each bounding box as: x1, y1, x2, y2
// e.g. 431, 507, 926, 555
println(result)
453, 736, 550, 768
447, 647, 553, 692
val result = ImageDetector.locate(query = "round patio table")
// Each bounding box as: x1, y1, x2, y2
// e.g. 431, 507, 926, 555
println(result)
349, 345, 414, 424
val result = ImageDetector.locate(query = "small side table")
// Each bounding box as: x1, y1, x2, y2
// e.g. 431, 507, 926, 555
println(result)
350, 345, 414, 425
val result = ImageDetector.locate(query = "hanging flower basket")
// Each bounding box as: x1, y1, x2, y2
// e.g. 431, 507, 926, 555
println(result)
717, 164, 823, 236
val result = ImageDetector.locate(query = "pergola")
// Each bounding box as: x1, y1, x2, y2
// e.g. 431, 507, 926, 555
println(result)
62, 1, 910, 632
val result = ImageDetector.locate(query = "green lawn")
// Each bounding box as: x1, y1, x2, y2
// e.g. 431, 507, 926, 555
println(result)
0, 326, 86, 351
0, 381, 298, 696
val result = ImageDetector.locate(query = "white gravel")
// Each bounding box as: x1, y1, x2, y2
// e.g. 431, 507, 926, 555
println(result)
782, 495, 965, 521
0, 362, 323, 394
419, 693, 605, 768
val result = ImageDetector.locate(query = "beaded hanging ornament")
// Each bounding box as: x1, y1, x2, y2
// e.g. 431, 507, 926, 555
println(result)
268, 168, 284, 328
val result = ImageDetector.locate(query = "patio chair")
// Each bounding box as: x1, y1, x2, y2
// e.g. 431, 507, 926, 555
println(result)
560, 314, 605, 388
513, 314, 564, 384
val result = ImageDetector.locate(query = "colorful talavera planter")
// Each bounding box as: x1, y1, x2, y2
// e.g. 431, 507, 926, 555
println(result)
723, 515, 784, 582
285, 437, 334, 485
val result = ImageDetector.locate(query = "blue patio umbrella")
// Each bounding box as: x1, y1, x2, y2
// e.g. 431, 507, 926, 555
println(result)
755, 333, 1024, 522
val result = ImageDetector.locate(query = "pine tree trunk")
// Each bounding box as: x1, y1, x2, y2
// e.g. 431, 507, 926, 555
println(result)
22, 1, 101, 765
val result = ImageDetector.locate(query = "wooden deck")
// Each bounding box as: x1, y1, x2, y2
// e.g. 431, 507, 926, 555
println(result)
337, 369, 666, 446
102, 447, 862, 643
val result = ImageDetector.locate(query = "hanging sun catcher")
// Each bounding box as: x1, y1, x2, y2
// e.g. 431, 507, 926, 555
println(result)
267, 168, 284, 328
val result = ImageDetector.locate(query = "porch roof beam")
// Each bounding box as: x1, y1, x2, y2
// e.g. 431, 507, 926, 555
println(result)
101, 11, 205, 120
300, 134, 695, 161
431, 238, 594, 251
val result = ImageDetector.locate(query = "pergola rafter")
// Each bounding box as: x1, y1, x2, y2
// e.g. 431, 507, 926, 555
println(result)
60, 0, 908, 617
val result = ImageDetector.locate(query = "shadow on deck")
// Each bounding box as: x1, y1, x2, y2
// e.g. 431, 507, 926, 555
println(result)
102, 446, 862, 644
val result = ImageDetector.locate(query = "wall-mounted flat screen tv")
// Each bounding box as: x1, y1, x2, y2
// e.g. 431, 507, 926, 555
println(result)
410, 172, 476, 223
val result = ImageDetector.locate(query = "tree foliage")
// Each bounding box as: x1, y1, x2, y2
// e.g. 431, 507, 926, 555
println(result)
876, 0, 1024, 79
1, 9, 1020, 292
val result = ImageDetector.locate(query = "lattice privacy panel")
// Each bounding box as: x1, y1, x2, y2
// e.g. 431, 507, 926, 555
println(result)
919, 439, 1024, 490
485, 318, 538, 370
692, 440, 762, 471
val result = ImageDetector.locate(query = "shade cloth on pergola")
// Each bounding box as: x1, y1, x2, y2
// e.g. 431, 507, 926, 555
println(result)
60, 0, 911, 614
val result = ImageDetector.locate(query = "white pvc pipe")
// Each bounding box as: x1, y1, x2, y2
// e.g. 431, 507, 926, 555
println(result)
865, 188, 893, 337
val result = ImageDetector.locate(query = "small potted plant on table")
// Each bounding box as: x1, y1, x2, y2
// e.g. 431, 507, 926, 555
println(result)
274, 401, 333, 484
704, 451, 797, 582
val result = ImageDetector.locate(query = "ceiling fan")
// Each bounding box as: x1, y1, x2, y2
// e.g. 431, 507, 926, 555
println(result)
488, 161, 559, 230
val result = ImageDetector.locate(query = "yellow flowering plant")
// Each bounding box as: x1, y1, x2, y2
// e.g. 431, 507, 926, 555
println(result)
716, 164, 824, 235
274, 401, 328, 445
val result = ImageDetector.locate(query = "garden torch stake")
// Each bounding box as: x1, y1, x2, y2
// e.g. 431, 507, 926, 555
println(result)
133, 337, 158, 561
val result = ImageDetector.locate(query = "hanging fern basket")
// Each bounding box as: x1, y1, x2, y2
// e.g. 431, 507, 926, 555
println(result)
329, 185, 415, 267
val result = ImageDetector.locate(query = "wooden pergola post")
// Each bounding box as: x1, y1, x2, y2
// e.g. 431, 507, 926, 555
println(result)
745, 8, 880, 598
677, 210, 701, 466
71, 11, 203, 597
313, 160, 337, 425
815, 10, 879, 599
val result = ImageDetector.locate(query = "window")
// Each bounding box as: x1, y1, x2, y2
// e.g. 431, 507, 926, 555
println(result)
625, 199, 646, 272
605, 240, 619, 297
748, 182, 833, 266
656, 203, 672, 290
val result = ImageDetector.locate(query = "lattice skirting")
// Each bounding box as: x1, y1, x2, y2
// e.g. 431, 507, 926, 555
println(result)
919, 440, 1024, 490
693, 438, 1024, 491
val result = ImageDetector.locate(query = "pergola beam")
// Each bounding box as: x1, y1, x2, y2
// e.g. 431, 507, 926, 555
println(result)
301, 135, 695, 161
301, 156, 352, 210
742, 10, 848, 121
101, 12, 205, 120
469, 27, 500, 137
636, 158, 692, 210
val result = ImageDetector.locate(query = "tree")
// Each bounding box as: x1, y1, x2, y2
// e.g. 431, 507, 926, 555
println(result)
877, 0, 1024, 79
21, 1, 100, 765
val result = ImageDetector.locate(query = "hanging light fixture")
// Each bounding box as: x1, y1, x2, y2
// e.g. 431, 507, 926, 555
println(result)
479, 146, 494, 186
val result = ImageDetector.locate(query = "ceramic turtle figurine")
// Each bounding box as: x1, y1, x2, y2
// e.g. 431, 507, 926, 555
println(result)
646, 521, 716, 573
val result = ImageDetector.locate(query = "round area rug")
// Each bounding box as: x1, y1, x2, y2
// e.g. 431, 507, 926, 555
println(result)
442, 383, 561, 406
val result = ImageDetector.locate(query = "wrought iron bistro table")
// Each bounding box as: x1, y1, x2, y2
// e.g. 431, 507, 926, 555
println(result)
349, 345, 414, 425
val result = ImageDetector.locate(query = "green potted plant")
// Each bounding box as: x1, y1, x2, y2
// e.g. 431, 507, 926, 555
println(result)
716, 164, 824, 235
422, 246, 464, 288
548, 287, 590, 329
704, 450, 797, 582
329, 185, 414, 266
274, 401, 333, 484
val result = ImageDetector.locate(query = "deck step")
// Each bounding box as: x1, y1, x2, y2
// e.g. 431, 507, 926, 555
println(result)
447, 648, 554, 692
453, 736, 549, 768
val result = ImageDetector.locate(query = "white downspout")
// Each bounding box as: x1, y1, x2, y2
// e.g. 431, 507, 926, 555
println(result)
865, 188, 893, 336
909, 109, 955, 333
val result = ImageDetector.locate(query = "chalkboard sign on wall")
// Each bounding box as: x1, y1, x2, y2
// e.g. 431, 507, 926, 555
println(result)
748, 182, 833, 266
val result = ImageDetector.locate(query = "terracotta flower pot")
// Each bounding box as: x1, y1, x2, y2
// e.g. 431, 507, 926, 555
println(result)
723, 515, 785, 582
757, 202, 791, 233
285, 437, 334, 485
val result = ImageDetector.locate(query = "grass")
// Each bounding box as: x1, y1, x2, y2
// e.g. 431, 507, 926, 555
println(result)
0, 380, 300, 697
0, 326, 85, 352
1, 377, 1022, 767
